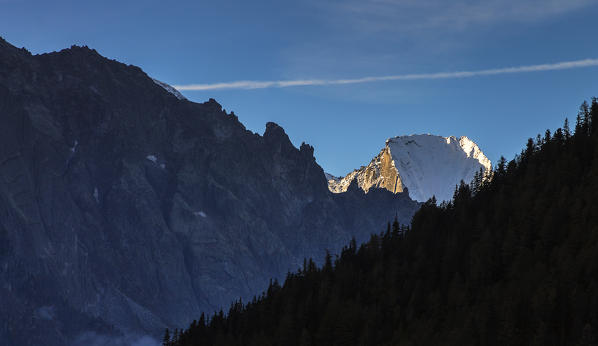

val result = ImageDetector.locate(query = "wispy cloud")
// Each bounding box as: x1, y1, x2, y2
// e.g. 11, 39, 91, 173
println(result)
324, 0, 595, 33
174, 58, 598, 91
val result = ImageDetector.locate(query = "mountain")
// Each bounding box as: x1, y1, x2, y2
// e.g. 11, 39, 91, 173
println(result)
328, 134, 491, 202
0, 38, 420, 345
170, 100, 598, 346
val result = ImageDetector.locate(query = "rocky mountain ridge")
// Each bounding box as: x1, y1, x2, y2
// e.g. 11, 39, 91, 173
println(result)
0, 38, 420, 345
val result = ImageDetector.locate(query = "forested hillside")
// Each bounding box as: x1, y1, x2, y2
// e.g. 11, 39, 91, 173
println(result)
167, 98, 598, 346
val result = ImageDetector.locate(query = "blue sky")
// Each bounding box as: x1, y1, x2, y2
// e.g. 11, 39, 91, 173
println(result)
2, 0, 598, 175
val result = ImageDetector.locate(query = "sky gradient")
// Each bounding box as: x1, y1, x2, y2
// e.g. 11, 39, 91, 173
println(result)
2, 0, 598, 176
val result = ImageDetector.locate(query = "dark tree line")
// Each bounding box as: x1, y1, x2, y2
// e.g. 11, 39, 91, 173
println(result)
165, 98, 598, 345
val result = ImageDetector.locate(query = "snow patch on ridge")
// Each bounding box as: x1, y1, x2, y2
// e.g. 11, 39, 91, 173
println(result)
327, 171, 359, 193
146, 155, 158, 163
194, 211, 207, 218
151, 78, 187, 100
458, 136, 491, 169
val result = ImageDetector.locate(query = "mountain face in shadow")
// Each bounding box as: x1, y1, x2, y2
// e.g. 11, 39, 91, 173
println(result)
0, 38, 420, 345
168, 101, 598, 346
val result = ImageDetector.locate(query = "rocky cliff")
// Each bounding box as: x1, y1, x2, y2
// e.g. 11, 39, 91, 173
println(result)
0, 38, 420, 345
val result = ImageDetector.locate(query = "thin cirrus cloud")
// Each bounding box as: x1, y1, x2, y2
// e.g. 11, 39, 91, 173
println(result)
174, 58, 598, 91
327, 0, 596, 33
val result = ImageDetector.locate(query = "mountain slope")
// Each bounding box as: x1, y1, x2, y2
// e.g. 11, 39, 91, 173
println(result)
171, 99, 598, 346
0, 38, 420, 345
328, 134, 491, 202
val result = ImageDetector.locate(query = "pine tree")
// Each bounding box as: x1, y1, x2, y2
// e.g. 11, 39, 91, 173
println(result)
564, 118, 571, 139
581, 100, 590, 135
591, 97, 598, 136
323, 250, 333, 274
392, 216, 400, 238
544, 129, 551, 145
496, 156, 507, 176
163, 328, 171, 346
575, 111, 586, 136
554, 128, 564, 144
525, 138, 535, 158
471, 170, 481, 193
173, 329, 179, 344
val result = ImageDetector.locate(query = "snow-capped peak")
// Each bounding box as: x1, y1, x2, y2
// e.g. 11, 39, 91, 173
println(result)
327, 134, 491, 203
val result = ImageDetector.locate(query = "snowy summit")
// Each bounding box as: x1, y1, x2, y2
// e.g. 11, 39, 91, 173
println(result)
327, 134, 491, 203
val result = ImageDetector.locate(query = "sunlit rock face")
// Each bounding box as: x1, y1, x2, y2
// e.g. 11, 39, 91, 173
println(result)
0, 37, 420, 346
328, 134, 491, 202
328, 146, 404, 194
